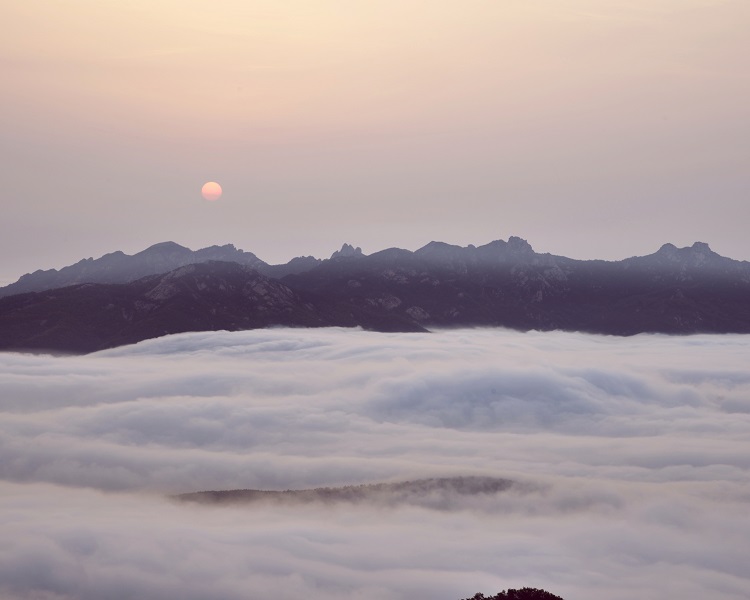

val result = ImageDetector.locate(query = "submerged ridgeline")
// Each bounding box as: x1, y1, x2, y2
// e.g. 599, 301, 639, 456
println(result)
2, 237, 750, 353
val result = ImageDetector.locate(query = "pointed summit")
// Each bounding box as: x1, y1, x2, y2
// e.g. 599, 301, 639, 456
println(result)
507, 236, 534, 254
634, 241, 727, 271
330, 243, 363, 260
656, 241, 715, 257
691, 241, 714, 254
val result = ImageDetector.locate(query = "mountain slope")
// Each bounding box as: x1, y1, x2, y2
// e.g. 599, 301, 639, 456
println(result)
283, 238, 750, 335
0, 263, 299, 352
0, 242, 322, 298
2, 238, 750, 353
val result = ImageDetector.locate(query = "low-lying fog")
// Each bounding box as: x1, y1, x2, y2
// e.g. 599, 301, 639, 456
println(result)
1, 328, 749, 600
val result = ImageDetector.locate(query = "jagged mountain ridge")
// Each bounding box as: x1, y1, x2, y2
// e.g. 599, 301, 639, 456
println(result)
2, 237, 750, 353
3, 236, 747, 299
282, 237, 750, 334
0, 241, 322, 298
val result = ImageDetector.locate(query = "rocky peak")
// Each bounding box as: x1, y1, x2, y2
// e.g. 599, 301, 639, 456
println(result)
194, 243, 260, 264
653, 241, 719, 261
631, 241, 729, 273
657, 243, 678, 255
507, 236, 534, 254
474, 237, 537, 263
687, 242, 722, 267
330, 243, 363, 260
691, 241, 714, 254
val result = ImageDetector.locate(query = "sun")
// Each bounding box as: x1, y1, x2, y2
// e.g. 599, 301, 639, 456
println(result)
201, 181, 222, 201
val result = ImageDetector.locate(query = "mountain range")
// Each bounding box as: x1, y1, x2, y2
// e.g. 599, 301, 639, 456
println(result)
2, 237, 750, 353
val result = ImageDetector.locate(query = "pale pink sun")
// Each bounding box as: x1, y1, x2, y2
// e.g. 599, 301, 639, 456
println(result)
201, 181, 222, 201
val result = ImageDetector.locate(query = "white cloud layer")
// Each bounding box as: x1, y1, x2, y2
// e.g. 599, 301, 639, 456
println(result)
1, 328, 750, 599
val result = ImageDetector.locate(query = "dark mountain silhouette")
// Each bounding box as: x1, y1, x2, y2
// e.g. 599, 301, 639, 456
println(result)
2, 237, 750, 353
0, 261, 424, 353
0, 241, 321, 298
282, 237, 750, 335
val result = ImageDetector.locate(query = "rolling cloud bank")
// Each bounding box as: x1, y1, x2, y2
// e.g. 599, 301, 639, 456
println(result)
1, 328, 749, 599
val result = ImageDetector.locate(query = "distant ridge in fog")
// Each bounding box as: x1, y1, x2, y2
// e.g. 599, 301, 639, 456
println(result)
175, 476, 515, 510
2, 236, 750, 353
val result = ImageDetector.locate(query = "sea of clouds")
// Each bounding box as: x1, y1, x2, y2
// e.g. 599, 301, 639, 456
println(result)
1, 327, 749, 600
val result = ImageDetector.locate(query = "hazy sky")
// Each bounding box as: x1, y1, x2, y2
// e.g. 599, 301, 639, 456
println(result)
2, 1, 749, 284
2, 328, 750, 599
